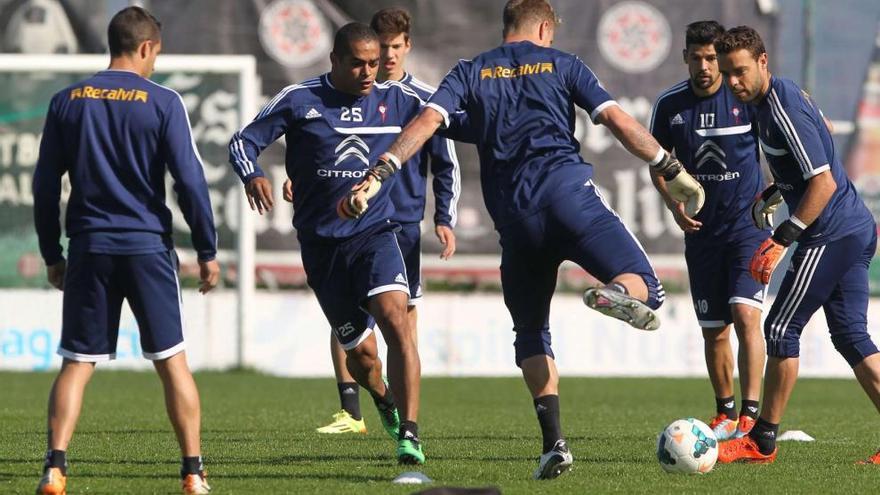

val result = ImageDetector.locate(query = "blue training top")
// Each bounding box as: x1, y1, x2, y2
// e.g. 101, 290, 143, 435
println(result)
229, 74, 427, 241
426, 40, 617, 228
33, 69, 217, 264
755, 76, 873, 247
650, 80, 765, 241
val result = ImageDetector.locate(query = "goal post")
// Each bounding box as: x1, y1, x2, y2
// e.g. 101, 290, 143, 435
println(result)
0, 54, 259, 368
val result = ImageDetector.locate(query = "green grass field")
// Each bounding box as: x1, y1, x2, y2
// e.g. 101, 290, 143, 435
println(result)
2, 371, 879, 494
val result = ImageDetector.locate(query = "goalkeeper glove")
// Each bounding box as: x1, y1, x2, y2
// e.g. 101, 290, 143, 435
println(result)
651, 153, 706, 216
337, 153, 400, 219
751, 184, 784, 230
749, 219, 804, 284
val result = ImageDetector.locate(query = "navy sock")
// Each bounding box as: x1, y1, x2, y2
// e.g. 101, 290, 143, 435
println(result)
534, 395, 563, 454
43, 450, 67, 475
715, 396, 736, 420
399, 420, 420, 444
369, 383, 395, 410
337, 382, 362, 420
741, 399, 760, 420
748, 417, 779, 455
180, 456, 204, 478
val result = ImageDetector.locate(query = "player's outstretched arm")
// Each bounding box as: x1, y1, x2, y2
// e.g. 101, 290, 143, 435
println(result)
388, 106, 445, 164
650, 168, 702, 234
338, 107, 444, 219
597, 105, 705, 216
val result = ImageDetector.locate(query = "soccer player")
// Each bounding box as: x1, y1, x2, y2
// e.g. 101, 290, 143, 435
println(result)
649, 20, 767, 441
298, 7, 462, 436
338, 0, 704, 479
714, 26, 880, 464
32, 7, 218, 495
229, 23, 431, 465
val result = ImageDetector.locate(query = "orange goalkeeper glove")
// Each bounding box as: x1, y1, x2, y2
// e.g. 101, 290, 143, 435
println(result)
749, 219, 804, 284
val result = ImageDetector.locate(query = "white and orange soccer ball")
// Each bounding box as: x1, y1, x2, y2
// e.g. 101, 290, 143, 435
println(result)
656, 418, 718, 474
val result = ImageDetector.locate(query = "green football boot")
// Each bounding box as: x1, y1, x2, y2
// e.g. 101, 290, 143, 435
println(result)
397, 437, 426, 465
372, 379, 400, 440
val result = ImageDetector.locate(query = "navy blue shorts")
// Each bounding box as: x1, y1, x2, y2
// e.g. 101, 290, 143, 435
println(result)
396, 222, 422, 304
685, 229, 767, 328
60, 249, 185, 362
499, 180, 663, 363
765, 227, 879, 367
300, 222, 409, 350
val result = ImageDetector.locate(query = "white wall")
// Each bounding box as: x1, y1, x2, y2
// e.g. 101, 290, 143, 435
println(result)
0, 289, 874, 377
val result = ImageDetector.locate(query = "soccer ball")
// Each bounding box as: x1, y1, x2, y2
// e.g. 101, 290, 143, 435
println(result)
656, 418, 718, 474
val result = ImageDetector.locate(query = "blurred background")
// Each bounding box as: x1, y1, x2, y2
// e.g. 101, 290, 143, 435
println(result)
1, 0, 879, 376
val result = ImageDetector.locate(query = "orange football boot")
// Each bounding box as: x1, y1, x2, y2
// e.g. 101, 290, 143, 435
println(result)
718, 436, 777, 464
181, 470, 211, 495
734, 415, 757, 439
856, 449, 880, 465
36, 467, 66, 495
709, 413, 738, 441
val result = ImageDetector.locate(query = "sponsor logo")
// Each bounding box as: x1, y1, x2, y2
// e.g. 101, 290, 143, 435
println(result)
305, 108, 321, 119
316, 168, 368, 178
70, 86, 147, 103
597, 1, 671, 74
670, 113, 685, 125
334, 135, 369, 166
694, 140, 727, 170
692, 171, 740, 182
480, 62, 553, 79
395, 273, 407, 284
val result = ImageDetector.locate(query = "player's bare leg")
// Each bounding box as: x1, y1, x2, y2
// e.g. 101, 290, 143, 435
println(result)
316, 335, 366, 434
344, 333, 386, 400
703, 325, 735, 403
731, 304, 765, 437
521, 354, 572, 479
407, 305, 419, 348
47, 360, 95, 452
521, 354, 559, 397
761, 356, 799, 424
343, 335, 402, 442
702, 325, 737, 439
367, 291, 419, 421
154, 352, 202, 457
854, 353, 880, 412
38, 360, 95, 494
719, 356, 794, 464
153, 352, 210, 495
583, 272, 660, 330
367, 290, 423, 464
853, 353, 880, 464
